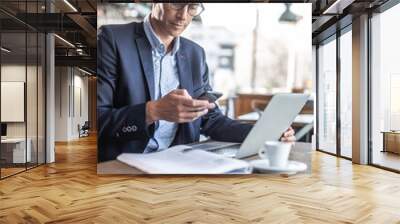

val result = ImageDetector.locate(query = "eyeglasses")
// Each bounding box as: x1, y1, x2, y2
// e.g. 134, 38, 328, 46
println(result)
167, 3, 204, 17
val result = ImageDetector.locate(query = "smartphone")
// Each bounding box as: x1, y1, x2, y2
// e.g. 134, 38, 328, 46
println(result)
197, 90, 223, 103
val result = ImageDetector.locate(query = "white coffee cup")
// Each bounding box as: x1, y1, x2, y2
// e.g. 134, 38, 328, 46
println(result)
258, 141, 292, 167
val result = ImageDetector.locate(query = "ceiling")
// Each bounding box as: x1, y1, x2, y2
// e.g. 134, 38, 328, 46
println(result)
310, 0, 391, 43
0, 0, 96, 73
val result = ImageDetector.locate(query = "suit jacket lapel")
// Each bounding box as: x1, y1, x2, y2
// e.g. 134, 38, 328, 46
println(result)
176, 50, 194, 96
135, 24, 155, 100
174, 47, 195, 146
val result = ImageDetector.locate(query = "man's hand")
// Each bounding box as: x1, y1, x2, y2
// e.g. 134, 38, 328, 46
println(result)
146, 89, 215, 124
280, 127, 296, 142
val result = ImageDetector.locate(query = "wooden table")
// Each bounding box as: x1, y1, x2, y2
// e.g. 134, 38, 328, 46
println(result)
381, 131, 400, 154
97, 142, 312, 175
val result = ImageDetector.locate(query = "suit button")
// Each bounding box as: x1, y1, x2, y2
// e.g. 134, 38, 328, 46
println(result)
122, 127, 127, 133
132, 125, 137, 132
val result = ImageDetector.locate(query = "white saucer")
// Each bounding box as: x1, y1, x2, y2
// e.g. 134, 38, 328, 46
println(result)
250, 160, 307, 173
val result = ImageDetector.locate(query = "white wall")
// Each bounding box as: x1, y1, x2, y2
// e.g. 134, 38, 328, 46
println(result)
55, 66, 69, 141
54, 67, 89, 141
1, 65, 38, 138
1, 64, 46, 164
71, 72, 89, 138
1, 65, 26, 140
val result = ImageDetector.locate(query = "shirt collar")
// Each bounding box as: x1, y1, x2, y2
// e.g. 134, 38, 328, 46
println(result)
143, 14, 180, 56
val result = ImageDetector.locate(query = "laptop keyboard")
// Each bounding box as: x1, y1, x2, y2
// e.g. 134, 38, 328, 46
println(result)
190, 141, 240, 151
209, 147, 238, 157
188, 141, 239, 157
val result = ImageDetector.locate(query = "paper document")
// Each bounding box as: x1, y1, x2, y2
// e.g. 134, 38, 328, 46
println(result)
117, 145, 252, 174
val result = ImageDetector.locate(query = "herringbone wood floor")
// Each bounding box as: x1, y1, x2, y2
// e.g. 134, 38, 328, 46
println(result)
1, 135, 400, 224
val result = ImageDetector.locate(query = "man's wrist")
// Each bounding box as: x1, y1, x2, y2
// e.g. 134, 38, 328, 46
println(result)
146, 101, 158, 125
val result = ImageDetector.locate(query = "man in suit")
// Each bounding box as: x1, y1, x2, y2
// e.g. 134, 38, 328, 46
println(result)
97, 3, 295, 162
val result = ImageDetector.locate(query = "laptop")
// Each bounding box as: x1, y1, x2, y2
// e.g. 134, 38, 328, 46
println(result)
191, 93, 310, 158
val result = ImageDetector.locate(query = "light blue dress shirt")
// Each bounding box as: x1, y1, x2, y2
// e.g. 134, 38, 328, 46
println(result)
143, 15, 180, 153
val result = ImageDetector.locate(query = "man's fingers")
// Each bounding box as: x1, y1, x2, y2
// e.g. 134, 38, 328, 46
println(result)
281, 126, 296, 142
172, 89, 190, 97
280, 136, 296, 142
172, 89, 215, 110
185, 102, 215, 112
179, 103, 208, 112
284, 129, 295, 137
187, 109, 208, 118
164, 89, 215, 123
181, 97, 210, 108
178, 109, 208, 122
283, 127, 295, 137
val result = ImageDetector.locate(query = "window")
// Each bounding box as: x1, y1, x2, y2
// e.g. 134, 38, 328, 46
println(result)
371, 2, 400, 171
317, 37, 337, 155
339, 28, 352, 158
0, 1, 46, 179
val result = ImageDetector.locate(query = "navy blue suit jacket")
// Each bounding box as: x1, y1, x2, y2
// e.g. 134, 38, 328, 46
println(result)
97, 22, 252, 162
